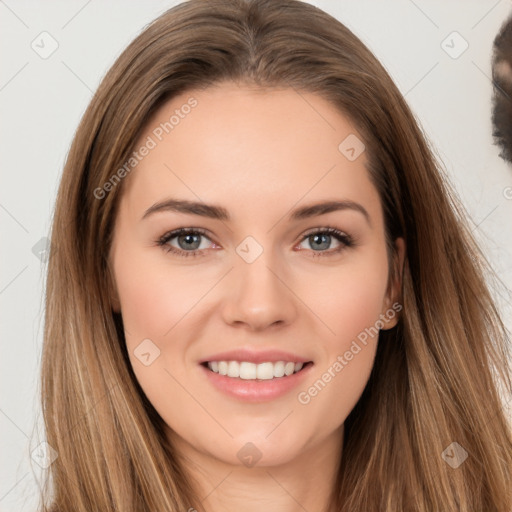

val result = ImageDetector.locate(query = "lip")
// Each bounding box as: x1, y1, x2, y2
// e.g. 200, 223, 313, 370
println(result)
200, 361, 314, 403
198, 348, 311, 365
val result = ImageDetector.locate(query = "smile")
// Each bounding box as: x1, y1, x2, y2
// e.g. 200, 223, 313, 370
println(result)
200, 360, 314, 402
205, 360, 306, 380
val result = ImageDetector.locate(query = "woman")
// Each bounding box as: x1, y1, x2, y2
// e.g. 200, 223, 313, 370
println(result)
40, 0, 512, 510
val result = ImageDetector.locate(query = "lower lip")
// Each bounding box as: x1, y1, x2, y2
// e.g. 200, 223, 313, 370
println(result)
200, 362, 314, 402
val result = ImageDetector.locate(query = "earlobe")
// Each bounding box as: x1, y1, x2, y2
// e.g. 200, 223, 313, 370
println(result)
381, 237, 406, 330
106, 261, 121, 313
110, 290, 121, 313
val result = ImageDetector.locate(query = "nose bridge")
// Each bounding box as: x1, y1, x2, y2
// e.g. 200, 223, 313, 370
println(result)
222, 235, 297, 329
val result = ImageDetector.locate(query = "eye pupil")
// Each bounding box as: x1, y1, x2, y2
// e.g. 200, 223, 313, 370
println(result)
160, 227, 349, 258
310, 233, 330, 250
179, 233, 201, 250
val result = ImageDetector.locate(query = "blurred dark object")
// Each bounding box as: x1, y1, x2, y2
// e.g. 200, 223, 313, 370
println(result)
491, 14, 512, 164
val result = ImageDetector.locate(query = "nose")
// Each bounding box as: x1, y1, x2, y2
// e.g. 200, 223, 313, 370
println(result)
221, 251, 298, 331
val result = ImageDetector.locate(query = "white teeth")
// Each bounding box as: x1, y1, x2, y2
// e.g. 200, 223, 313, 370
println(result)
206, 360, 305, 379
257, 362, 274, 380
227, 361, 239, 377
240, 362, 257, 380
218, 361, 228, 375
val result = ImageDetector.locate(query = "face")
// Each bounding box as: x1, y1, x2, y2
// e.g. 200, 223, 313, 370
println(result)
109, 82, 404, 469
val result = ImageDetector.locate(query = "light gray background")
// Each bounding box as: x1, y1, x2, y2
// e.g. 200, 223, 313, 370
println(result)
2, 1, 512, 510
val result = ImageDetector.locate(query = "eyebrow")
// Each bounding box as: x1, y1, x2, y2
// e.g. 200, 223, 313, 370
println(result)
141, 198, 371, 225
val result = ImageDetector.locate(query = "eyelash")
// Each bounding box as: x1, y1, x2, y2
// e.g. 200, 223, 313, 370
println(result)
156, 227, 355, 259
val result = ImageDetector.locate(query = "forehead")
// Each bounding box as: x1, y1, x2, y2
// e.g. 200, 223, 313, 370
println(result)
119, 83, 381, 227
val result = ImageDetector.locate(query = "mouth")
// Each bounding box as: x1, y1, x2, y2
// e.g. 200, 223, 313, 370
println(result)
200, 360, 314, 380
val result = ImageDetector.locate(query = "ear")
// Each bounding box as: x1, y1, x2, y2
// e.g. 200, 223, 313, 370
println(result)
106, 258, 121, 313
380, 237, 405, 330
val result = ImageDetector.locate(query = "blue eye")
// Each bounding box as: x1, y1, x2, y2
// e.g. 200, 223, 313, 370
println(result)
298, 227, 354, 257
156, 226, 354, 258
157, 228, 212, 258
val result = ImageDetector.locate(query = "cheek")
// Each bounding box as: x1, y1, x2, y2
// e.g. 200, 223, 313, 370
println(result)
310, 252, 390, 347
112, 250, 200, 402
297, 251, 388, 417
113, 248, 205, 340
116, 271, 170, 341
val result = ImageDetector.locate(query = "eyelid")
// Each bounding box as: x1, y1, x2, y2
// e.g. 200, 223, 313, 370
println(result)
156, 225, 355, 258
155, 227, 217, 256
296, 226, 354, 255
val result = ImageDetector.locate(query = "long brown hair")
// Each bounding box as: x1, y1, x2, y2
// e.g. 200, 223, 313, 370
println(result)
40, 0, 512, 510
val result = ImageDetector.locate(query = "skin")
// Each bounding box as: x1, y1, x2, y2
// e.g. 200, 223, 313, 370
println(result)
495, 59, 512, 83
109, 82, 405, 512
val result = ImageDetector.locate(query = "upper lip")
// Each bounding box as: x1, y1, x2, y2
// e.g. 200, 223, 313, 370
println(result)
199, 349, 312, 365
